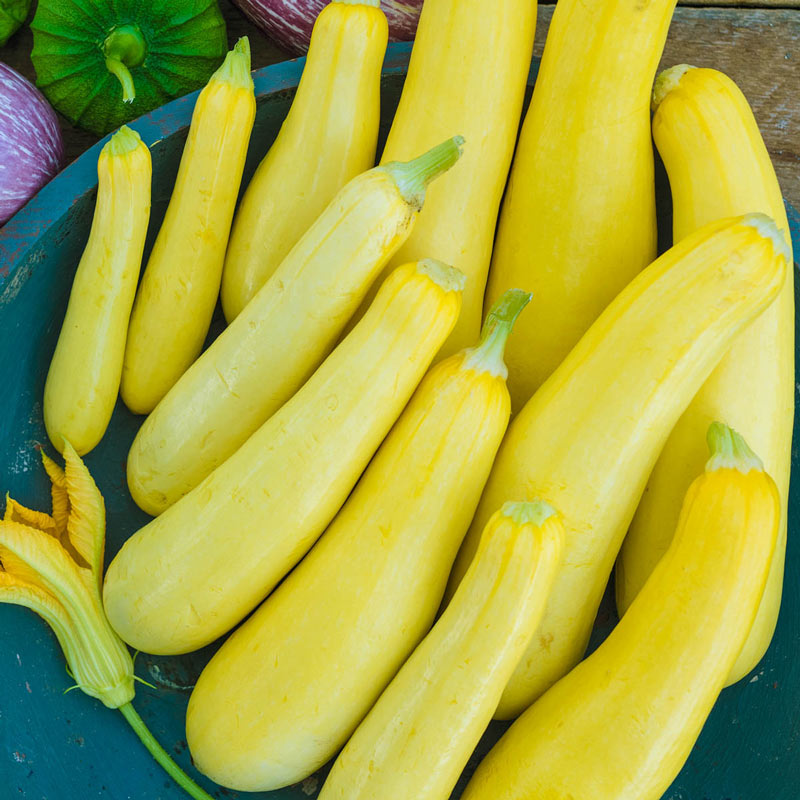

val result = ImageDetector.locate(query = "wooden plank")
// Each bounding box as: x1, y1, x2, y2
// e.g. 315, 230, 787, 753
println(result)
2, 3, 799, 211
663, 9, 800, 213
542, 0, 800, 7
680, 0, 800, 7
532, 6, 800, 214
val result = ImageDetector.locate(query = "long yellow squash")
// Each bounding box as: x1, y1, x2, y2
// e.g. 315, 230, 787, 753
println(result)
318, 501, 564, 800
185, 290, 528, 791
126, 137, 464, 516
43, 127, 151, 456
104, 260, 463, 655
221, 0, 387, 321
617, 66, 795, 685
121, 39, 256, 415
351, 0, 537, 358
461, 424, 779, 800
448, 214, 788, 719
485, 0, 676, 410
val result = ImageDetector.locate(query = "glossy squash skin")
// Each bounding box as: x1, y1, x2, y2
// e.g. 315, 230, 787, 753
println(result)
353, 0, 537, 358
318, 501, 564, 800
120, 39, 256, 415
103, 260, 464, 656
617, 66, 795, 685
461, 425, 780, 800
44, 127, 151, 456
126, 137, 464, 516
448, 214, 788, 719
184, 290, 528, 792
485, 0, 677, 410
221, 0, 387, 321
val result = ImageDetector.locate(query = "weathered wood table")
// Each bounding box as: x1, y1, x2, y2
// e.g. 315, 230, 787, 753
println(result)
3, 0, 799, 211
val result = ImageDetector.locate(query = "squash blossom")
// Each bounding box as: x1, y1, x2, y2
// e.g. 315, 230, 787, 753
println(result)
0, 440, 214, 800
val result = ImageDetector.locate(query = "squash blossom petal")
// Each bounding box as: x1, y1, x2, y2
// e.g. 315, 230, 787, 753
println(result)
0, 441, 215, 800
0, 441, 134, 708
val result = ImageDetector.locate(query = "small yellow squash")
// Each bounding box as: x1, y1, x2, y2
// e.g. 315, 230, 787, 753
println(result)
461, 424, 779, 800
221, 0, 387, 321
185, 289, 528, 791
44, 127, 151, 456
353, 0, 537, 358
126, 137, 464, 515
318, 501, 564, 800
104, 260, 464, 656
485, 0, 677, 409
448, 214, 788, 719
617, 66, 795, 686
121, 39, 256, 415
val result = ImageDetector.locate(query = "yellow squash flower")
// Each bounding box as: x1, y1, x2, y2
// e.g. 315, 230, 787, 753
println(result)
0, 441, 214, 800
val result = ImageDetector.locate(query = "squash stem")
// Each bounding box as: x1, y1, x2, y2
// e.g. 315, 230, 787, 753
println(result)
502, 500, 558, 528
103, 25, 147, 104
416, 258, 466, 293
104, 126, 143, 157
462, 289, 532, 378
651, 64, 695, 111
211, 36, 254, 90
384, 135, 466, 210
706, 422, 764, 474
118, 702, 215, 800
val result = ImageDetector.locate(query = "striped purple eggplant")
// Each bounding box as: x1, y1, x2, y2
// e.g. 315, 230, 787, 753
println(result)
0, 63, 64, 225
232, 0, 422, 54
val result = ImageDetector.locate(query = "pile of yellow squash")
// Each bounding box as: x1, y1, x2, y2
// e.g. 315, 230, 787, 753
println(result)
41, 0, 793, 797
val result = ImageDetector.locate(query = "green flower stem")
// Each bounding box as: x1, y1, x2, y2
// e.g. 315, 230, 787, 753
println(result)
118, 702, 215, 800
384, 135, 466, 209
462, 288, 532, 377
103, 25, 147, 103
706, 422, 764, 474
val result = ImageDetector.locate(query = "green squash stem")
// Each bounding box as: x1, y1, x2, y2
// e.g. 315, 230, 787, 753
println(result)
103, 25, 147, 103
462, 288, 533, 378
706, 422, 764, 474
118, 702, 215, 800
383, 135, 466, 210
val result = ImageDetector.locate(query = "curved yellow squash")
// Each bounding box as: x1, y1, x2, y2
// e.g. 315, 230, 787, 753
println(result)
126, 137, 464, 516
104, 260, 463, 655
448, 214, 788, 719
221, 0, 387, 321
461, 424, 779, 800
185, 289, 527, 791
318, 501, 564, 800
617, 66, 795, 686
44, 127, 151, 456
485, 0, 676, 410
353, 0, 537, 358
121, 39, 256, 415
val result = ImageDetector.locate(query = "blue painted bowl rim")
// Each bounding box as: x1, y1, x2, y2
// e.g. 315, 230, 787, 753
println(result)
0, 41, 416, 284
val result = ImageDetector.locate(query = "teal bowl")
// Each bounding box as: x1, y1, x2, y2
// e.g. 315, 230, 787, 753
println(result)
1, 43, 799, 799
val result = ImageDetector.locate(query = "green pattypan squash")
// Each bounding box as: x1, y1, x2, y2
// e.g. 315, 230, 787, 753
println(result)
31, 0, 228, 135
0, 0, 31, 46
